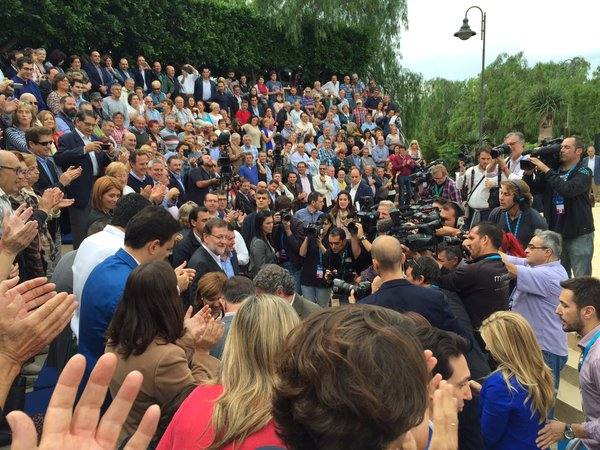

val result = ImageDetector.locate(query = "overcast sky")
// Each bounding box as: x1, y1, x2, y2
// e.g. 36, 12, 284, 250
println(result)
400, 0, 600, 80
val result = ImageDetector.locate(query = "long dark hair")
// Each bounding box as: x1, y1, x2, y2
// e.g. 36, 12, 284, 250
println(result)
330, 191, 355, 218
251, 210, 274, 244
106, 261, 184, 358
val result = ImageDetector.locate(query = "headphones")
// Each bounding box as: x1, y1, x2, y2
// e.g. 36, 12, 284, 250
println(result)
512, 181, 527, 206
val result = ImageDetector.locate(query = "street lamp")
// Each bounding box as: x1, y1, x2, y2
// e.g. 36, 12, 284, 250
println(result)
454, 6, 486, 146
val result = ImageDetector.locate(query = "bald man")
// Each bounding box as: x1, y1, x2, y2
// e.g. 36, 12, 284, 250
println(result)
345, 168, 373, 208
121, 131, 137, 153
359, 236, 466, 337
0, 151, 23, 230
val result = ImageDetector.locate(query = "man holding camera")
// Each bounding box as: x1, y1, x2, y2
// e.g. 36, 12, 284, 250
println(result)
272, 196, 304, 293
294, 191, 324, 225
456, 147, 496, 226
524, 136, 594, 277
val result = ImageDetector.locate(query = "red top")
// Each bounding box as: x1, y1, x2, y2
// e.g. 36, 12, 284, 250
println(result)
235, 109, 251, 125
390, 153, 415, 177
157, 384, 285, 450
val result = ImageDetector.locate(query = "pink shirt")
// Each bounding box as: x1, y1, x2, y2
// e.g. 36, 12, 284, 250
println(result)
157, 384, 284, 450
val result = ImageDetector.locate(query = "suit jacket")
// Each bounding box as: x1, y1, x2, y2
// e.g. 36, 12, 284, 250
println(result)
234, 191, 255, 215
186, 244, 225, 307
55, 131, 110, 208
171, 229, 201, 269
346, 180, 374, 207
193, 78, 217, 104
34, 157, 61, 192
132, 68, 155, 92
582, 156, 600, 185
106, 335, 219, 444
114, 68, 132, 85
248, 103, 265, 118
168, 171, 188, 207
84, 63, 112, 93
292, 293, 321, 320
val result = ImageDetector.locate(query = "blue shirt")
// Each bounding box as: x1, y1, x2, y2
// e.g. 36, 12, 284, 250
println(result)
79, 249, 138, 379
479, 371, 544, 450
12, 76, 47, 111
37, 156, 56, 183
294, 207, 323, 225
222, 254, 235, 278
372, 145, 389, 167
239, 164, 259, 186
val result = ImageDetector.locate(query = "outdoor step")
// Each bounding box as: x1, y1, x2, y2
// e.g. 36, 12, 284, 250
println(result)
556, 378, 585, 424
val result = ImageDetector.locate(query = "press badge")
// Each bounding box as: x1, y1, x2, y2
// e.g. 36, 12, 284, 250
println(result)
554, 194, 565, 215
316, 265, 324, 279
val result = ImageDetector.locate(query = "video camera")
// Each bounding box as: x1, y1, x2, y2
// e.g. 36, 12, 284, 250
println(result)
385, 201, 445, 252
490, 143, 511, 159
332, 279, 372, 301
216, 132, 233, 182
520, 138, 563, 171
408, 159, 444, 186
303, 216, 324, 237
458, 144, 475, 165
272, 133, 284, 171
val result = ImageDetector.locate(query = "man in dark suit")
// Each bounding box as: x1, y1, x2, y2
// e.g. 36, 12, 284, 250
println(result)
359, 236, 467, 339
114, 57, 132, 85
186, 218, 238, 307
229, 84, 244, 117
234, 178, 256, 215
83, 51, 111, 95
582, 145, 600, 204
170, 206, 211, 268
346, 168, 374, 209
295, 162, 314, 207
248, 95, 265, 117
193, 67, 217, 106
167, 155, 187, 207
253, 264, 321, 320
54, 111, 110, 249
214, 80, 232, 115
132, 55, 155, 93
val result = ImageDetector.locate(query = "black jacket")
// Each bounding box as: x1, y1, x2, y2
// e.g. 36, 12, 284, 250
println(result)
436, 253, 511, 330
523, 161, 594, 239
360, 278, 468, 339
171, 230, 201, 268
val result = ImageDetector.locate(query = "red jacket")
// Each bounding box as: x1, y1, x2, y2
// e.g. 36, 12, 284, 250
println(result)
390, 153, 415, 177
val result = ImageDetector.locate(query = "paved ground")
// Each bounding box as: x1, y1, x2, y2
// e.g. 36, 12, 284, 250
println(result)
592, 204, 600, 278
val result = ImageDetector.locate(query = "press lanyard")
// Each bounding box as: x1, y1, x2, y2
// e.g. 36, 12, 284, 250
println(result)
484, 254, 502, 261
579, 331, 600, 371
504, 212, 522, 237
432, 183, 444, 197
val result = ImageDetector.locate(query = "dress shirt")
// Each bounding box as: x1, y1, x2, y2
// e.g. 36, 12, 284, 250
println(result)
201, 243, 223, 269
589, 156, 596, 174
241, 145, 259, 161
202, 79, 212, 101
289, 152, 311, 171
71, 225, 125, 339
371, 145, 389, 167
220, 253, 235, 278
506, 256, 568, 356
75, 128, 99, 176
234, 230, 249, 265
349, 183, 359, 203
299, 174, 311, 195
294, 207, 323, 225
579, 323, 600, 449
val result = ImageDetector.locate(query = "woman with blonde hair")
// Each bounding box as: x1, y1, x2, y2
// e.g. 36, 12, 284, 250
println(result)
5, 103, 35, 152
106, 161, 135, 195
157, 294, 300, 449
88, 176, 122, 231
478, 311, 555, 450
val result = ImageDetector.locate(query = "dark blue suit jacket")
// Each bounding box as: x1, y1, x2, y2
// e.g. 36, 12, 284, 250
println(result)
582, 156, 600, 185
360, 279, 467, 339
168, 171, 187, 207
84, 63, 112, 92
55, 131, 110, 208
34, 157, 61, 193
193, 78, 217, 104
132, 68, 155, 92
346, 180, 374, 207
79, 248, 138, 382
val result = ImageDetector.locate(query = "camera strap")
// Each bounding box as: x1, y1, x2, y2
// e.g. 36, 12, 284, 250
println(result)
465, 168, 485, 203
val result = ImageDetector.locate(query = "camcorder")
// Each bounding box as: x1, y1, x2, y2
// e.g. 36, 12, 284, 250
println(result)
304, 216, 324, 237
272, 133, 284, 171
385, 200, 446, 252
458, 144, 475, 165
279, 209, 293, 222
347, 209, 378, 238
520, 138, 562, 171
216, 132, 233, 183
408, 159, 444, 186
332, 279, 372, 301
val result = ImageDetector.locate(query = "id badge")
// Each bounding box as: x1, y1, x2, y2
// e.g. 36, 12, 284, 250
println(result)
554, 194, 565, 215
316, 265, 324, 279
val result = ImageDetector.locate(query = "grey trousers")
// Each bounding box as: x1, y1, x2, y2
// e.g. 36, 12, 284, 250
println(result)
562, 232, 594, 277
68, 204, 91, 250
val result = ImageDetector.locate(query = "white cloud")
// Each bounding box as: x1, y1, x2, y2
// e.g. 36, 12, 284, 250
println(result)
400, 0, 600, 80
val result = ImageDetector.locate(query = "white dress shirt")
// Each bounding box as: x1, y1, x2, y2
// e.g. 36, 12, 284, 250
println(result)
234, 230, 249, 265
75, 128, 99, 176
71, 225, 125, 339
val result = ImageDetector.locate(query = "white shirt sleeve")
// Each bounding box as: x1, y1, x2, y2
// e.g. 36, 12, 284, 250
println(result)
234, 230, 250, 265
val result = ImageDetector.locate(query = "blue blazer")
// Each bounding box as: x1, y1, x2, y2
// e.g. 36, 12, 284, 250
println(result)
479, 371, 544, 450
84, 63, 112, 92
582, 156, 600, 185
78, 249, 138, 381
55, 131, 110, 208
193, 78, 217, 104
346, 180, 374, 208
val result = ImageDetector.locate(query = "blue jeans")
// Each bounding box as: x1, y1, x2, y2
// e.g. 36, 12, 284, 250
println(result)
562, 232, 594, 277
542, 350, 568, 392
397, 175, 412, 206
281, 261, 302, 294
301, 285, 331, 308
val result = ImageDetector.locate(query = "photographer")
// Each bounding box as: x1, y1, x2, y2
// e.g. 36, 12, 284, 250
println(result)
272, 196, 304, 293
436, 201, 465, 237
299, 222, 331, 307
456, 147, 496, 226
323, 226, 370, 303
294, 191, 324, 225
523, 136, 594, 277
422, 164, 462, 203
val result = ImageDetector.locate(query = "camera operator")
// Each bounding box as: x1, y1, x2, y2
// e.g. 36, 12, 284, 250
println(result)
436, 201, 465, 237
299, 221, 332, 307
272, 196, 304, 293
359, 236, 466, 337
422, 164, 462, 203
523, 136, 594, 277
487, 180, 547, 249
436, 223, 510, 347
294, 191, 324, 225
323, 226, 370, 303
456, 147, 497, 226
437, 244, 464, 274
377, 200, 395, 220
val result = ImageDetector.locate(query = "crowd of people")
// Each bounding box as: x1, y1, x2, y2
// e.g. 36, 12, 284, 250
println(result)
0, 46, 599, 450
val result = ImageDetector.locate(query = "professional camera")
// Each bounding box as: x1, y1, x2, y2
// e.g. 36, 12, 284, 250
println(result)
216, 132, 232, 181
520, 138, 563, 171
347, 208, 378, 238
490, 143, 511, 159
387, 203, 444, 252
332, 279, 372, 301
439, 233, 468, 246
272, 133, 284, 171
280, 209, 293, 222
458, 144, 475, 165
409, 159, 443, 186
304, 216, 324, 237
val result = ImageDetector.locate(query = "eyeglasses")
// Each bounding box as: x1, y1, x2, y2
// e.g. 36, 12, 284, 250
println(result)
210, 234, 228, 241
526, 244, 549, 250
0, 166, 28, 176
35, 141, 53, 146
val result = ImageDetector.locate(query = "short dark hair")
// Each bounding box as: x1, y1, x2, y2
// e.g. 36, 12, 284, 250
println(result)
437, 245, 463, 263
111, 193, 151, 228
307, 191, 323, 204
124, 206, 181, 249
415, 326, 470, 380
560, 277, 600, 318
328, 226, 346, 241
255, 188, 269, 198
106, 261, 183, 358
202, 217, 228, 237
273, 305, 429, 449
406, 256, 441, 284
75, 110, 95, 123
188, 206, 208, 227
25, 126, 53, 146
473, 222, 503, 250
16, 56, 33, 69
128, 149, 149, 165
441, 201, 463, 219
223, 276, 256, 304
275, 195, 293, 211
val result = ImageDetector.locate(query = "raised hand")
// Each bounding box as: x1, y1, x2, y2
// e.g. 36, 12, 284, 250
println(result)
0, 204, 37, 255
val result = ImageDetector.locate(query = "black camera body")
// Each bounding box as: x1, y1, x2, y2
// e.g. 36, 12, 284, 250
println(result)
280, 209, 293, 222
332, 279, 372, 301
520, 138, 562, 171
458, 144, 475, 165
490, 143, 511, 159
216, 133, 233, 181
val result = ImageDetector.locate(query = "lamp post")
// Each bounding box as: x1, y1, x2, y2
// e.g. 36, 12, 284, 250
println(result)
454, 6, 486, 146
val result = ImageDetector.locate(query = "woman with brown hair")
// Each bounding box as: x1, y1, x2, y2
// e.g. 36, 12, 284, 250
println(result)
106, 260, 222, 446
5, 103, 35, 153
37, 110, 60, 151
196, 271, 228, 319
88, 176, 122, 231
46, 73, 71, 115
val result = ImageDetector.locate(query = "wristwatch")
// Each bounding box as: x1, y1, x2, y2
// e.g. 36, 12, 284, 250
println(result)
564, 423, 575, 440
359, 236, 367, 241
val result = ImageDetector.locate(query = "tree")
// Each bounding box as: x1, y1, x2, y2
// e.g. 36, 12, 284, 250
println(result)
528, 87, 564, 142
